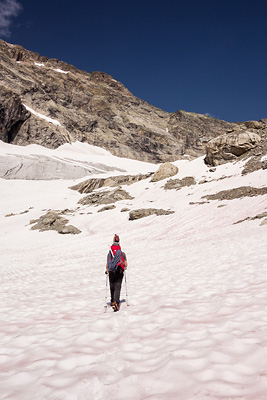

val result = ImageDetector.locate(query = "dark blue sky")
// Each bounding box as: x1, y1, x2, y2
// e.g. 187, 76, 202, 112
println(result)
1, 0, 267, 122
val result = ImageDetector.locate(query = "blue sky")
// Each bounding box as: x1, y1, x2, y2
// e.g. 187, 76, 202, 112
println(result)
1, 0, 267, 122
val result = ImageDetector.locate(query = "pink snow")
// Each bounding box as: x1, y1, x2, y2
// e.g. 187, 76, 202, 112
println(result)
0, 142, 267, 400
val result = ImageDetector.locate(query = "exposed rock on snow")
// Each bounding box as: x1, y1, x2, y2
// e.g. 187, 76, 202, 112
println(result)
260, 219, 267, 226
30, 211, 81, 234
234, 211, 267, 225
203, 186, 267, 201
129, 208, 175, 220
150, 162, 178, 182
78, 188, 134, 206
70, 172, 153, 194
98, 205, 116, 212
164, 176, 196, 190
204, 131, 261, 166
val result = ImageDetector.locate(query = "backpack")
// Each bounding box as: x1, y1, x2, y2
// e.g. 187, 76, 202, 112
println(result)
107, 245, 125, 273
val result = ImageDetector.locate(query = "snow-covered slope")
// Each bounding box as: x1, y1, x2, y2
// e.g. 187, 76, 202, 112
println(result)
1, 142, 267, 400
0, 141, 157, 179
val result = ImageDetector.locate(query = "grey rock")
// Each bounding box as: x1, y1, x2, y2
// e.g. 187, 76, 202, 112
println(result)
78, 187, 134, 206
129, 208, 175, 220
150, 162, 178, 182
121, 208, 130, 212
260, 219, 267, 226
164, 176, 196, 190
0, 86, 30, 143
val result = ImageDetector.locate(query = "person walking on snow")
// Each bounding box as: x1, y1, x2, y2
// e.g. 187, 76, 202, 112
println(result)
106, 234, 127, 312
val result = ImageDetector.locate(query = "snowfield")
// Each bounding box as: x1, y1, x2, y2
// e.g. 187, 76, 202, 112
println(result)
1, 141, 267, 400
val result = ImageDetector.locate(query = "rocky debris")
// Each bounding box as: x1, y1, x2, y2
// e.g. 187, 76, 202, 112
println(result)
78, 188, 134, 206
70, 172, 153, 194
2, 39, 262, 163
204, 131, 262, 166
0, 86, 30, 143
121, 208, 130, 212
98, 205, 116, 212
5, 209, 30, 217
202, 186, 267, 201
129, 208, 175, 220
30, 211, 81, 234
164, 176, 196, 190
150, 162, 178, 182
234, 211, 267, 225
260, 219, 267, 226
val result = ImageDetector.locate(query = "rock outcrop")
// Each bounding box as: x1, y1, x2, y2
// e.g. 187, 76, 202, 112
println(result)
204, 131, 261, 166
70, 173, 153, 194
30, 211, 81, 234
2, 39, 262, 163
78, 188, 134, 206
202, 186, 267, 201
164, 176, 196, 190
150, 162, 178, 182
129, 208, 174, 220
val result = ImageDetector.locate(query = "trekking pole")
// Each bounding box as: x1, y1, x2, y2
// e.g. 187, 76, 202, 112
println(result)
104, 273, 108, 313
124, 271, 129, 306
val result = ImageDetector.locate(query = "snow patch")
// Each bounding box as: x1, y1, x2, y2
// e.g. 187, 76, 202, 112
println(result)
0, 141, 267, 399
54, 68, 69, 74
34, 62, 45, 67
23, 104, 61, 126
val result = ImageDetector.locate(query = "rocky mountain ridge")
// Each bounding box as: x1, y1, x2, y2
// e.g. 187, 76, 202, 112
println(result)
1, 39, 266, 163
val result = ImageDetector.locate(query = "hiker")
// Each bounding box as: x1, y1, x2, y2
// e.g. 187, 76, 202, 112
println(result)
106, 234, 127, 311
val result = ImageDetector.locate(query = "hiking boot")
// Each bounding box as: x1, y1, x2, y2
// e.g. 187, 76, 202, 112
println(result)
112, 302, 119, 312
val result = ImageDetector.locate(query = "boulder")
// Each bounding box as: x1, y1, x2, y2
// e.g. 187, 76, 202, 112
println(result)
129, 208, 174, 220
78, 188, 134, 206
150, 162, 178, 182
204, 131, 261, 166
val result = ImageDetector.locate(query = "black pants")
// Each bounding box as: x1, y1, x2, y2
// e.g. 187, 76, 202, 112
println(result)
109, 270, 123, 304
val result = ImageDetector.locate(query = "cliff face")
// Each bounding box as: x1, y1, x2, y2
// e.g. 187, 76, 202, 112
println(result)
0, 39, 248, 162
